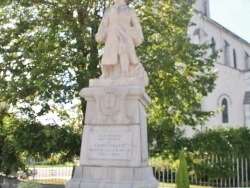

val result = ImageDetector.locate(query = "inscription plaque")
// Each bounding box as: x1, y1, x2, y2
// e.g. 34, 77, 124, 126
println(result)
88, 131, 132, 160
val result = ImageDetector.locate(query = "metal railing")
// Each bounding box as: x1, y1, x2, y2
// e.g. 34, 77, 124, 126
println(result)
18, 158, 74, 185
150, 156, 250, 187
16, 156, 250, 187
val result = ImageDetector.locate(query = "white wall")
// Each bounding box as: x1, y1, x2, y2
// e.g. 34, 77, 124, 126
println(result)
202, 63, 245, 128
185, 0, 250, 136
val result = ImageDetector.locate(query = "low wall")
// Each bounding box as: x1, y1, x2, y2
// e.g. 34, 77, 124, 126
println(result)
0, 176, 19, 188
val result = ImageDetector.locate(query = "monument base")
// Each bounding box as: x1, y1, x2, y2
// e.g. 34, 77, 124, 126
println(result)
65, 165, 158, 188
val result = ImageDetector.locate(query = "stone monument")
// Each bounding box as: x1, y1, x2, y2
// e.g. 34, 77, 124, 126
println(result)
65, 0, 158, 187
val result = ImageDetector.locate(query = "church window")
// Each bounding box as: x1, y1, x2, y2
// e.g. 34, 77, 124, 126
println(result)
233, 49, 237, 68
222, 98, 229, 123
211, 37, 216, 54
224, 40, 230, 66
245, 52, 250, 70
193, 28, 207, 44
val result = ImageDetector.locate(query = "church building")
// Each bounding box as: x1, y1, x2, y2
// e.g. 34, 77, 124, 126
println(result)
185, 0, 250, 136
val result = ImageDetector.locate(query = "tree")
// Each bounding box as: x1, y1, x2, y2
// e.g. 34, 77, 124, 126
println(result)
137, 0, 217, 158
0, 0, 217, 159
0, 114, 81, 175
0, 0, 112, 119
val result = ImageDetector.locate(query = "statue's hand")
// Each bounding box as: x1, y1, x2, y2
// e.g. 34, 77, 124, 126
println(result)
131, 27, 144, 47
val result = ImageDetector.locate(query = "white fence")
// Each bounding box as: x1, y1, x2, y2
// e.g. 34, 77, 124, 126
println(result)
150, 156, 250, 187
18, 158, 74, 185
20, 157, 250, 187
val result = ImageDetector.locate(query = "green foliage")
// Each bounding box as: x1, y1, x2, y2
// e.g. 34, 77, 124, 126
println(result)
136, 0, 218, 157
176, 149, 189, 188
18, 181, 41, 188
150, 127, 250, 182
187, 126, 250, 180
0, 0, 113, 118
0, 138, 25, 176
0, 0, 218, 170
0, 112, 26, 175
148, 127, 191, 160
190, 126, 250, 157
0, 0, 217, 125
149, 156, 174, 171
0, 115, 81, 175
189, 155, 235, 180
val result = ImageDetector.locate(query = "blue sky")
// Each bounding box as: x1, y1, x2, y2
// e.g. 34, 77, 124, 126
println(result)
209, 0, 250, 43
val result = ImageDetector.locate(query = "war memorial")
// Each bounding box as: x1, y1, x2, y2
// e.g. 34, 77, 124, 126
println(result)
66, 0, 158, 187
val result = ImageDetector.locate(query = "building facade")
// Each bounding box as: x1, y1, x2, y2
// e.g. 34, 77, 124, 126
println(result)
185, 0, 250, 136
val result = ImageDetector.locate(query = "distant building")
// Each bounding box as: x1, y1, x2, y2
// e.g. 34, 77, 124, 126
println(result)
185, 0, 250, 136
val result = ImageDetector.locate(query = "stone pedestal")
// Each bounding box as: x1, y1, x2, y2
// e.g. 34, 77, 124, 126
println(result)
66, 166, 156, 188
65, 78, 158, 188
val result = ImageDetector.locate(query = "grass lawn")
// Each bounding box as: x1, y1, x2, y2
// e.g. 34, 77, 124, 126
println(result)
31, 180, 213, 187
159, 182, 213, 188
34, 179, 67, 185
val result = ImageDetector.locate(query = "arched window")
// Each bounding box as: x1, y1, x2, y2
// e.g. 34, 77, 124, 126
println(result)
245, 52, 250, 70
222, 98, 229, 123
211, 37, 216, 54
233, 49, 237, 68
224, 40, 230, 66
193, 28, 207, 44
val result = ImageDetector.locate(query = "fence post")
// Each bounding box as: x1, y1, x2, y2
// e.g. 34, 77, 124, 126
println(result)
162, 166, 165, 187
29, 157, 36, 181
232, 156, 235, 187
246, 158, 249, 187
237, 158, 240, 188
228, 155, 232, 188
241, 158, 244, 187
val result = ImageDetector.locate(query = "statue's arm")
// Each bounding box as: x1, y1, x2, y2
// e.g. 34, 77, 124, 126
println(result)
130, 9, 144, 47
96, 10, 109, 43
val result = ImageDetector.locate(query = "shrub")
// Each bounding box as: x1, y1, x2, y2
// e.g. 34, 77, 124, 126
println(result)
187, 126, 250, 180
176, 149, 189, 188
190, 126, 250, 157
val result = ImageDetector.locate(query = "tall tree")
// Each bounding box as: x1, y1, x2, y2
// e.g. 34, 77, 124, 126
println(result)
135, 0, 217, 157
0, 0, 217, 158
0, 0, 112, 119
